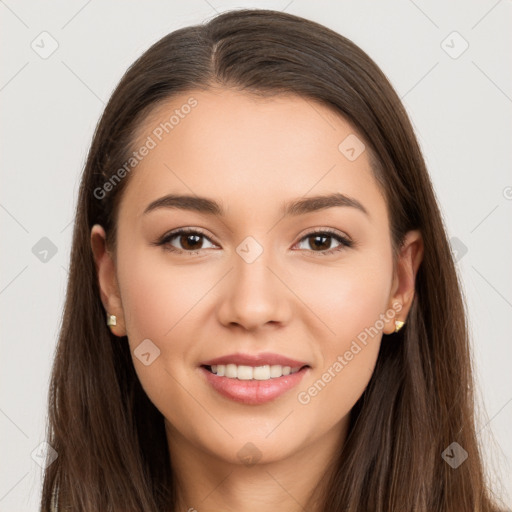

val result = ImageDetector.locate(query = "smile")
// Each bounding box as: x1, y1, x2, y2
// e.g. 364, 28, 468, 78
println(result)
200, 364, 310, 405
206, 363, 306, 380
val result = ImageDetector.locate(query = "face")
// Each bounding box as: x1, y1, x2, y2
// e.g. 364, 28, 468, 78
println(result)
92, 87, 417, 467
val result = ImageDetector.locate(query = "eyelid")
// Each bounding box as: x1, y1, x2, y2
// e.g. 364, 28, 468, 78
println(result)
294, 227, 354, 254
297, 226, 351, 243
153, 227, 218, 254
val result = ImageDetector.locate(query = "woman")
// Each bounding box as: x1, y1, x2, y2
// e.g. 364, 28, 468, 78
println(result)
40, 8, 507, 511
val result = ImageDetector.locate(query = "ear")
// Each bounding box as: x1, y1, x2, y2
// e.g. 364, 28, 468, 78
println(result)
90, 224, 127, 337
383, 229, 424, 335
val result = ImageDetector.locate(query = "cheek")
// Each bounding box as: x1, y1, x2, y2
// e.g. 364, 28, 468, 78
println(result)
116, 250, 202, 418
293, 254, 391, 410
295, 287, 387, 423
297, 340, 380, 429
292, 252, 392, 343
118, 246, 208, 343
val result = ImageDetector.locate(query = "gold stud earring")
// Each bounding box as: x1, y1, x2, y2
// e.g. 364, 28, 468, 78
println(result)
394, 320, 405, 333
107, 314, 117, 327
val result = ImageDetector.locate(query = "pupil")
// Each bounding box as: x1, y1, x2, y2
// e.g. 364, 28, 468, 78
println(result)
182, 234, 201, 250
311, 234, 329, 251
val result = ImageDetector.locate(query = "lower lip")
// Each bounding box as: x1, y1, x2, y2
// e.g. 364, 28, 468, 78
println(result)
200, 366, 310, 405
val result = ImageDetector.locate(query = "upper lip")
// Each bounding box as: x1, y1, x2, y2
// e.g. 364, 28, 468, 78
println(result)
200, 352, 310, 368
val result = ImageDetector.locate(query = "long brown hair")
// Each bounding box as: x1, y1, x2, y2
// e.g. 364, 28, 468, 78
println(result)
40, 8, 506, 511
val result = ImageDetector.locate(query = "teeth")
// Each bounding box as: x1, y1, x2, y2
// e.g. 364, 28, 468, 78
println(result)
209, 364, 302, 380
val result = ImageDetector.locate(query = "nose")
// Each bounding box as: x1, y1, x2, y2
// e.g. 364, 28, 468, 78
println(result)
216, 248, 292, 332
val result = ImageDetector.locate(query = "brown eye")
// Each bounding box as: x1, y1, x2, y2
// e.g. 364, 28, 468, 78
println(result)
176, 233, 203, 251
157, 228, 216, 254
295, 229, 353, 255
154, 227, 353, 256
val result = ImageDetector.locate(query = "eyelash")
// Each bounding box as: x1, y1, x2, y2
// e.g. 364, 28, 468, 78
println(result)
154, 227, 354, 256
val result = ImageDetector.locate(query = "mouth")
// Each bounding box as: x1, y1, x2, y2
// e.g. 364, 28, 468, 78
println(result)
201, 363, 311, 380
199, 364, 311, 405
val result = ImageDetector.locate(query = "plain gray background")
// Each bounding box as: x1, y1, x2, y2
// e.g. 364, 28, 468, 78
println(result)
1, 1, 511, 510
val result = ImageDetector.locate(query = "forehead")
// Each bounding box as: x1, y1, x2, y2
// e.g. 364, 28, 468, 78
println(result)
119, 88, 388, 225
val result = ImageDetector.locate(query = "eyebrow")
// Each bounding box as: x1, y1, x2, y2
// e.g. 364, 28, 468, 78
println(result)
143, 192, 369, 218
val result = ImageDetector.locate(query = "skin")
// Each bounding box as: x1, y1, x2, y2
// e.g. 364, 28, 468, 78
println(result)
91, 87, 423, 512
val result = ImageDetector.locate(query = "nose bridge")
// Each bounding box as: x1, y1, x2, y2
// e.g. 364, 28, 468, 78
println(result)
217, 234, 290, 330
